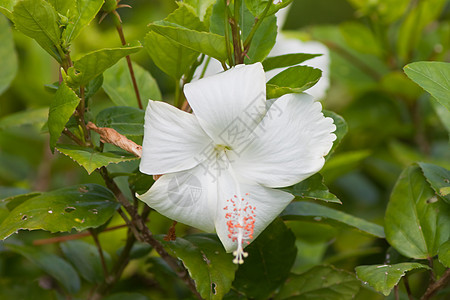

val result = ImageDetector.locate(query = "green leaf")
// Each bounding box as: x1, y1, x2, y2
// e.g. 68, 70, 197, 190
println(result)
438, 240, 450, 267
0, 15, 17, 95
323, 110, 348, 160
244, 13, 277, 63
184, 0, 216, 22
418, 162, 450, 204
61, 240, 112, 283
431, 98, 450, 134
340, 22, 382, 56
0, 107, 48, 130
68, 43, 142, 87
2, 192, 41, 211
12, 0, 62, 61
385, 165, 450, 259
96, 106, 144, 136
267, 66, 322, 99
281, 201, 385, 238
0, 184, 119, 240
233, 218, 297, 300
5, 243, 81, 294
63, 0, 104, 44
102, 59, 161, 107
262, 53, 322, 72
245, 0, 293, 17
285, 173, 341, 204
47, 0, 76, 16
48, 81, 80, 151
275, 265, 360, 300
150, 24, 228, 62
404, 61, 450, 111
0, 0, 19, 19
56, 144, 138, 174
159, 233, 237, 300
355, 263, 431, 296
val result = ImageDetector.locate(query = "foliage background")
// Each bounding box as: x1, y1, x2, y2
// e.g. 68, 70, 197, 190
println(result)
0, 0, 449, 299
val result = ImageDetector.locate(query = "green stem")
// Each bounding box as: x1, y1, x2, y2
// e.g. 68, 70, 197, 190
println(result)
243, 0, 272, 56
174, 80, 182, 108
224, 0, 234, 66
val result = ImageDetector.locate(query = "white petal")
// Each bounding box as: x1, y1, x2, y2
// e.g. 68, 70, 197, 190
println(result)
139, 100, 213, 175
137, 162, 217, 232
230, 93, 336, 188
184, 63, 267, 146
267, 34, 330, 100
213, 164, 294, 252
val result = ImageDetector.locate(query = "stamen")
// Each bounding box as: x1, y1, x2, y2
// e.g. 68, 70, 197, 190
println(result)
223, 193, 256, 264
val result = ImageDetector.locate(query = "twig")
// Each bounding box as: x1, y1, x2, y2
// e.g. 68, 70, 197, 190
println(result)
394, 284, 399, 300
90, 229, 109, 279
33, 224, 128, 245
421, 268, 450, 300
404, 275, 414, 300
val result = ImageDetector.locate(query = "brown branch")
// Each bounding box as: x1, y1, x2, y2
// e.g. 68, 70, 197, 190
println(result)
86, 122, 142, 157
421, 268, 450, 300
90, 229, 109, 279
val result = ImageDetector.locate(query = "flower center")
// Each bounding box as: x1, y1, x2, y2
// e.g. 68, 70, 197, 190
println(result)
223, 193, 256, 264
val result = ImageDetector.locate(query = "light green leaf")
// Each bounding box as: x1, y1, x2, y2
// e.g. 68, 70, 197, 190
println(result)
95, 106, 144, 136
184, 0, 216, 21
149, 24, 228, 62
0, 14, 17, 95
285, 173, 341, 204
385, 165, 450, 259
266, 66, 322, 99
233, 219, 297, 300
5, 243, 81, 294
63, 0, 104, 44
48, 81, 80, 151
355, 263, 430, 296
281, 201, 385, 238
2, 192, 41, 211
262, 53, 322, 72
0, 0, 18, 19
56, 144, 138, 174
275, 265, 360, 300
68, 43, 142, 87
431, 98, 450, 134
404, 61, 450, 111
159, 233, 237, 300
245, 0, 293, 17
323, 110, 348, 160
340, 22, 382, 56
12, 0, 62, 61
47, 0, 76, 16
0, 184, 118, 240
0, 107, 48, 130
438, 240, 450, 267
418, 162, 450, 204
61, 240, 112, 283
102, 59, 161, 108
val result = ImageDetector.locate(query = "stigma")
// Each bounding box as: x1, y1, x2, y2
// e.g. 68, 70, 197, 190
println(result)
223, 193, 256, 264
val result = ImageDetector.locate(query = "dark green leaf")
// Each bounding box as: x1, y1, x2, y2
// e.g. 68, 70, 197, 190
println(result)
63, 0, 104, 44
355, 263, 430, 296
85, 74, 103, 99
285, 173, 341, 204
96, 106, 144, 136
56, 144, 138, 174
61, 240, 112, 283
245, 0, 293, 17
281, 201, 385, 238
438, 240, 450, 267
275, 265, 360, 300
160, 233, 237, 300
404, 61, 450, 111
48, 81, 80, 151
418, 162, 450, 204
244, 14, 277, 63
431, 98, 450, 134
262, 53, 322, 72
5, 243, 81, 294
323, 110, 348, 160
267, 66, 321, 99
67, 42, 142, 86
149, 24, 228, 62
12, 0, 62, 61
340, 22, 382, 56
385, 165, 450, 259
0, 15, 17, 95
233, 218, 296, 300
0, 107, 48, 130
0, 184, 119, 240
102, 59, 161, 107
